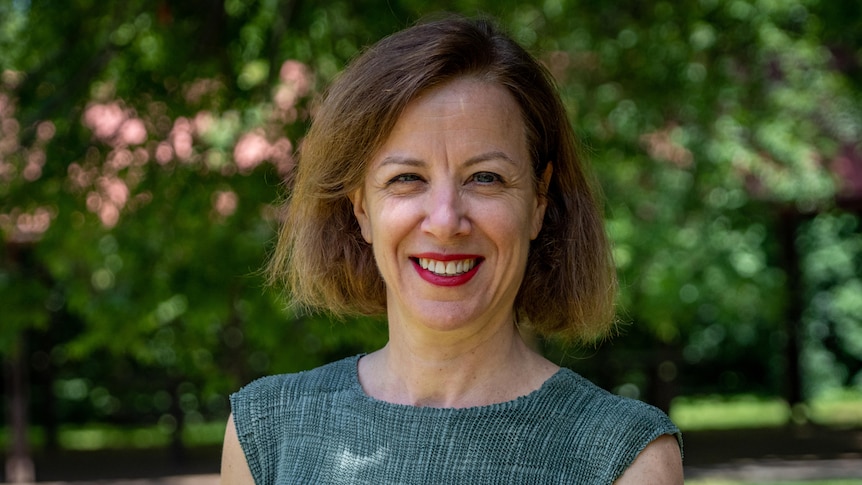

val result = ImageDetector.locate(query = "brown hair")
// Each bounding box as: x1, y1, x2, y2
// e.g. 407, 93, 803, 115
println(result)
268, 15, 617, 343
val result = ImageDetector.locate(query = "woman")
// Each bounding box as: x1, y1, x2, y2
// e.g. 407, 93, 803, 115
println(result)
221, 15, 683, 484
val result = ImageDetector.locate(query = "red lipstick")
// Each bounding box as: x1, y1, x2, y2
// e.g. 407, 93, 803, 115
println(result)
411, 253, 482, 287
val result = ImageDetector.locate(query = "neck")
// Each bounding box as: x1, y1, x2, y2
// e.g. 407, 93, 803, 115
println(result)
358, 320, 557, 408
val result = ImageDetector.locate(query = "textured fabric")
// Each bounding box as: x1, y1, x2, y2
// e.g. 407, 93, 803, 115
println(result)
230, 355, 682, 484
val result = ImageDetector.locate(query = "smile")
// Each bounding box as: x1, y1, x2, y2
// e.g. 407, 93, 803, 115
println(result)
417, 258, 477, 276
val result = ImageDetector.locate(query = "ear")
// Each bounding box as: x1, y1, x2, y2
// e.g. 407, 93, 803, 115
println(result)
530, 163, 553, 240
349, 188, 372, 243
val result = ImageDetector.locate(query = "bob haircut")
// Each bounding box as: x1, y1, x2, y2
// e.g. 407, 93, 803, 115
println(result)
269, 15, 617, 343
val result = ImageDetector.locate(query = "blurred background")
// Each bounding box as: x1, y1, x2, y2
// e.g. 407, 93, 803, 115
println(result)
1, 0, 861, 483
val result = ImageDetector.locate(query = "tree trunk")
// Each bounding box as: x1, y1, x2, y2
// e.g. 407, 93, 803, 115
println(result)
779, 209, 804, 410
650, 343, 679, 415
4, 335, 35, 483
168, 380, 187, 466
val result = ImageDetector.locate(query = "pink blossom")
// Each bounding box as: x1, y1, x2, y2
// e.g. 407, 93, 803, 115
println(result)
155, 142, 173, 164
99, 203, 120, 228
27, 149, 46, 167
174, 132, 193, 160
279, 60, 311, 96
23, 163, 42, 182
83, 102, 126, 141
0, 93, 14, 117
184, 78, 223, 104
2, 118, 20, 138
171, 118, 194, 161
233, 132, 270, 172
133, 147, 149, 166
106, 148, 133, 172
68, 163, 98, 190
14, 207, 53, 240
193, 111, 214, 135
213, 190, 238, 217
99, 176, 129, 208
270, 137, 295, 175
36, 121, 56, 142
85, 177, 128, 229
86, 191, 102, 212
23, 149, 46, 181
118, 118, 147, 145
274, 84, 299, 112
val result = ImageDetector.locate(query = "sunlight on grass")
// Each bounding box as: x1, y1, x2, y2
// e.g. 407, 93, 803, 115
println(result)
808, 389, 862, 426
50, 421, 227, 450
184, 420, 228, 446
59, 424, 172, 450
671, 390, 862, 431
671, 395, 791, 431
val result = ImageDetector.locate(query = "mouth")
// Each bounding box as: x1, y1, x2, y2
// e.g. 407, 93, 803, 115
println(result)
415, 257, 478, 276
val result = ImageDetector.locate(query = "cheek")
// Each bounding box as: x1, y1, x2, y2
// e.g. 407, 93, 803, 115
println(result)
367, 201, 414, 249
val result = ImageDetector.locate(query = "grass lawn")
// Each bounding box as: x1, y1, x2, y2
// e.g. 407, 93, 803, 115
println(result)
670, 390, 862, 431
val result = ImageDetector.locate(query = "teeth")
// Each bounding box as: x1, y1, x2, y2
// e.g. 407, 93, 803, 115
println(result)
418, 258, 476, 276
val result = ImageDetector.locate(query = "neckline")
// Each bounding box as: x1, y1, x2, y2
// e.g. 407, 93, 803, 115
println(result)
345, 354, 571, 412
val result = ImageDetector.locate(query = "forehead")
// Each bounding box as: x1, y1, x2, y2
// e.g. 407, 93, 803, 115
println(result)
401, 77, 521, 126
372, 78, 528, 160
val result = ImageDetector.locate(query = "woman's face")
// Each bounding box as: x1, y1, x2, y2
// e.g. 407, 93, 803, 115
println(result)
351, 77, 549, 335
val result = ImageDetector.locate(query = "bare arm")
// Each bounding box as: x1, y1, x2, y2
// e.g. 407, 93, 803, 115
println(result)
614, 434, 683, 485
220, 413, 256, 485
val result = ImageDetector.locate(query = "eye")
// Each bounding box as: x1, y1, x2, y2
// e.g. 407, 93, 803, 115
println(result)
386, 173, 423, 185
470, 172, 503, 185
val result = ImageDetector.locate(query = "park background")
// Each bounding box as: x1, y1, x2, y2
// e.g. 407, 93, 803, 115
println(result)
1, 0, 861, 483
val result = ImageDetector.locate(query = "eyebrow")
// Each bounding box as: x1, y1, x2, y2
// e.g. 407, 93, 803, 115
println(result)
465, 151, 519, 167
378, 151, 519, 168
378, 156, 425, 168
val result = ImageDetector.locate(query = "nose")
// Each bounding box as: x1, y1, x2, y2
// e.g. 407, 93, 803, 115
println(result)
421, 182, 470, 240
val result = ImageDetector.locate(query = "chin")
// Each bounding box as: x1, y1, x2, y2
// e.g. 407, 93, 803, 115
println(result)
408, 300, 501, 333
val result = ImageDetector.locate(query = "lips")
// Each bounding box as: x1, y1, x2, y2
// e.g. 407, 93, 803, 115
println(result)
411, 254, 483, 287
417, 257, 477, 276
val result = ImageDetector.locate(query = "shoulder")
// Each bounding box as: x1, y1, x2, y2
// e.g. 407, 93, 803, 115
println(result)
614, 434, 684, 484
551, 369, 678, 431
547, 369, 683, 481
227, 355, 361, 483
220, 413, 255, 485
231, 354, 359, 415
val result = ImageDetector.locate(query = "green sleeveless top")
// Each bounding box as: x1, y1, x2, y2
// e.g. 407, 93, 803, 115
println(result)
230, 355, 682, 484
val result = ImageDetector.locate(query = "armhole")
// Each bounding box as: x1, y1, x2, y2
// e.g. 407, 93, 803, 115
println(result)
230, 388, 268, 483
607, 403, 683, 483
